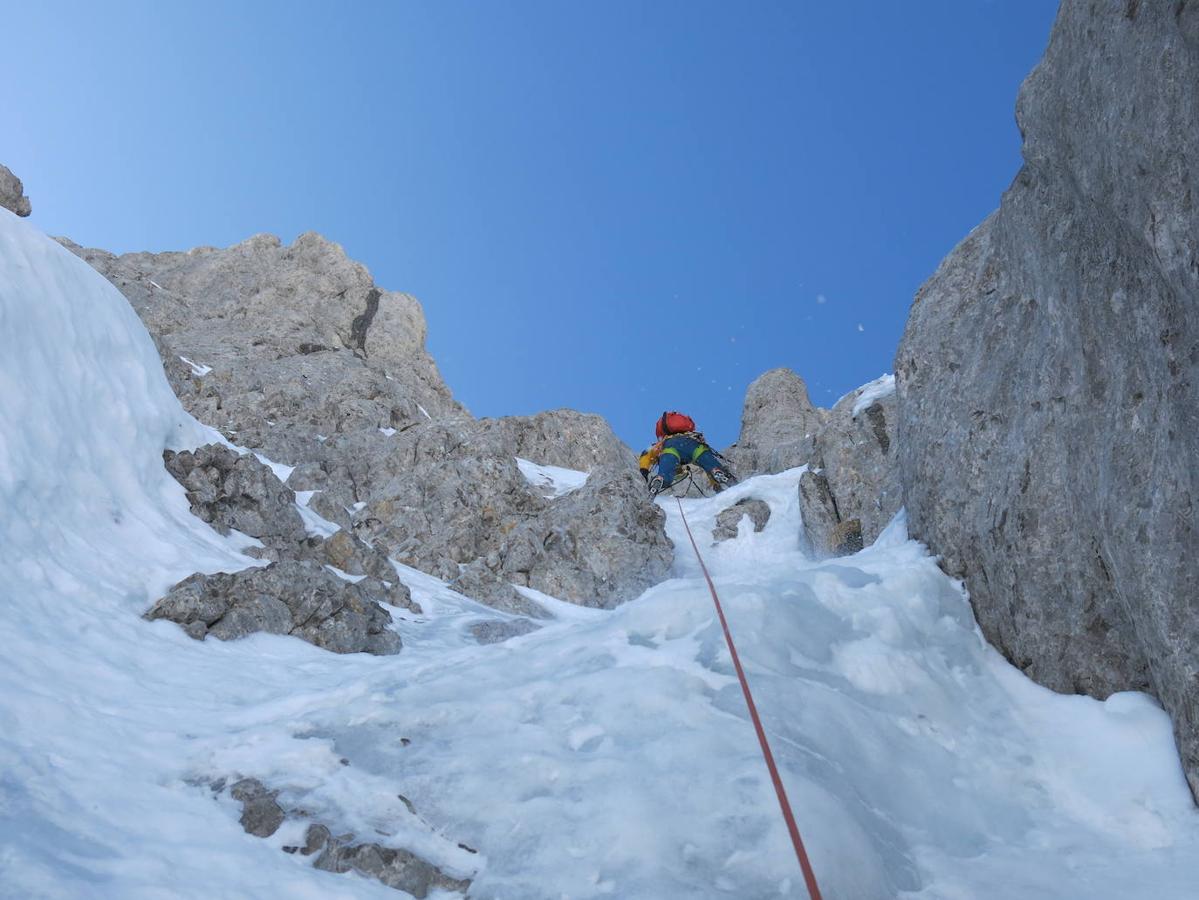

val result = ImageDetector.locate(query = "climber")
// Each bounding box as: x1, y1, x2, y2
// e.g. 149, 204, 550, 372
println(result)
640, 411, 735, 497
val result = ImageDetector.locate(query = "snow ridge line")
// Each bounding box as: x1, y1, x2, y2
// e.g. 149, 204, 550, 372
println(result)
674, 497, 825, 900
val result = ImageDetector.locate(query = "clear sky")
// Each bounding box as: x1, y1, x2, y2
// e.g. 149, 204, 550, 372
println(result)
4, 1, 1058, 451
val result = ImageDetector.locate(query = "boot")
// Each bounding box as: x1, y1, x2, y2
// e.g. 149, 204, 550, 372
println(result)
647, 473, 665, 497
710, 468, 734, 491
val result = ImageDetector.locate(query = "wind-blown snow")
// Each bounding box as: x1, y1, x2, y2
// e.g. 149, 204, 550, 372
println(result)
515, 457, 589, 498
850, 373, 896, 417
294, 489, 341, 539
178, 356, 212, 377
253, 451, 295, 484
3, 208, 1198, 899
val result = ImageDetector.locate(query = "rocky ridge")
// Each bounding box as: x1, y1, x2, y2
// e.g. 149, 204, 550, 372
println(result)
895, 0, 1199, 795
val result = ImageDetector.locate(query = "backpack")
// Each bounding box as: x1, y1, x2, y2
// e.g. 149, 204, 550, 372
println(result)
656, 411, 696, 438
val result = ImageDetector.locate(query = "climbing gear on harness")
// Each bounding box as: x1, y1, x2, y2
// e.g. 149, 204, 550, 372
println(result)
674, 498, 825, 900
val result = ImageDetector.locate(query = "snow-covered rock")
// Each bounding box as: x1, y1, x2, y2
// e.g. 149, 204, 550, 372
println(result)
712, 497, 771, 542
146, 560, 401, 655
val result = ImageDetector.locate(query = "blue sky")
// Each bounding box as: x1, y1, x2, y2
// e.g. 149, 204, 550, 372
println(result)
4, 1, 1057, 450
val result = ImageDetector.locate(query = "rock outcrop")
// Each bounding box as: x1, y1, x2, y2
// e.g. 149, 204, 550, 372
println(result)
313, 832, 472, 897
727, 368, 826, 476
164, 444, 307, 551
465, 467, 672, 610
160, 441, 415, 610
713, 498, 771, 542
729, 368, 900, 556
211, 777, 472, 897
895, 0, 1199, 795
0, 164, 31, 217
290, 421, 671, 614
146, 561, 402, 655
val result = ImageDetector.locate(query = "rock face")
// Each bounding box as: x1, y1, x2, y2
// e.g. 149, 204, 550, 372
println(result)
895, 1, 1199, 795
0, 164, 31, 217
286, 416, 669, 615
482, 409, 637, 471
473, 467, 672, 609
803, 379, 901, 554
63, 235, 672, 615
145, 561, 402, 655
59, 232, 464, 463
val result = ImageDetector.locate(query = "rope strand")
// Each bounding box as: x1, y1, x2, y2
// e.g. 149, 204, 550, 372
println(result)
675, 497, 825, 900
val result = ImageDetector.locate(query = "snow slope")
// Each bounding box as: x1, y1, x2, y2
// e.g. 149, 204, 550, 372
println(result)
3, 208, 1199, 899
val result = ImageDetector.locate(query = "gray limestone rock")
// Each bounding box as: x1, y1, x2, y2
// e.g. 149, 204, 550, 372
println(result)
480, 409, 636, 471
146, 561, 401, 655
314, 836, 471, 898
495, 468, 673, 609
0, 164, 31, 217
895, 0, 1199, 795
726, 368, 826, 476
729, 367, 899, 556
798, 470, 842, 556
65, 230, 672, 616
713, 498, 771, 542
162, 443, 416, 612
164, 444, 306, 551
211, 779, 472, 896
58, 231, 464, 462
290, 418, 671, 614
300, 824, 331, 856
305, 529, 417, 612
229, 778, 285, 838
830, 519, 864, 557
805, 385, 901, 551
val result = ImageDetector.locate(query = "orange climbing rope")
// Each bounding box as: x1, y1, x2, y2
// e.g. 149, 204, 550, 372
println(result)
675, 497, 825, 900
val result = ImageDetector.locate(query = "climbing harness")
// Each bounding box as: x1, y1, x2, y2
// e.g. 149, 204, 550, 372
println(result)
675, 498, 825, 900
673, 464, 719, 497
